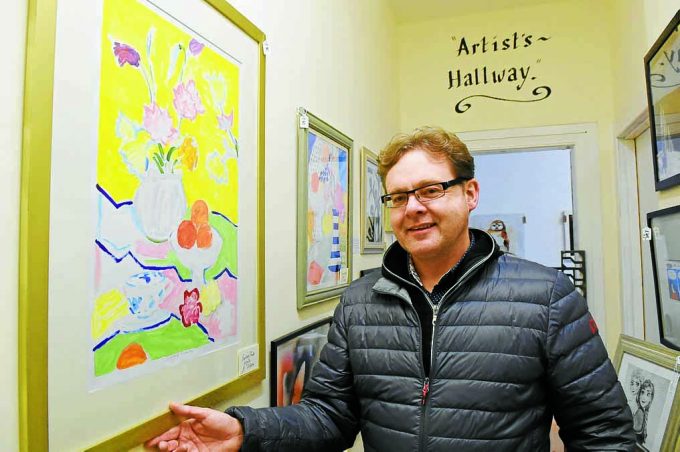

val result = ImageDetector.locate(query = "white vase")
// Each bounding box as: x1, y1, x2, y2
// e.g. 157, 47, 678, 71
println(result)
134, 173, 187, 242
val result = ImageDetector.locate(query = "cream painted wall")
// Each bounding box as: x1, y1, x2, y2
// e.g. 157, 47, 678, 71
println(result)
610, 0, 680, 346
396, 0, 627, 348
208, 0, 399, 417
611, 0, 678, 133
1, 0, 26, 450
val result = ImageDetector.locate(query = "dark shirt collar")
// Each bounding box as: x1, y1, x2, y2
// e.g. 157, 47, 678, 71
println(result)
407, 231, 475, 293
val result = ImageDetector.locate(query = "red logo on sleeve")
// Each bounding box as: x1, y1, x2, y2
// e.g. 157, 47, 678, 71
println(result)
588, 317, 598, 335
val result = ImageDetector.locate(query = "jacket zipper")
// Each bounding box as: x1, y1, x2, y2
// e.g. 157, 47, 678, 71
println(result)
421, 377, 430, 405
376, 232, 497, 452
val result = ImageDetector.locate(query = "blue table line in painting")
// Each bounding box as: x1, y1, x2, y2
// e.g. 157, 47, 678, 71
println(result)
95, 239, 236, 283
211, 210, 238, 228
93, 313, 214, 352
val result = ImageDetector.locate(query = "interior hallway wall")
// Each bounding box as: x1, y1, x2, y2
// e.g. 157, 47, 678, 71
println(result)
1, 0, 27, 450
611, 0, 679, 134
611, 0, 680, 206
213, 0, 399, 415
395, 0, 623, 347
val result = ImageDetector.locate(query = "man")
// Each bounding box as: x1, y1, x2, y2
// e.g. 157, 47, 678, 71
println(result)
148, 127, 634, 451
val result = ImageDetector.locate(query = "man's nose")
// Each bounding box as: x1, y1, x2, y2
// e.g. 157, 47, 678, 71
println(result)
404, 192, 426, 213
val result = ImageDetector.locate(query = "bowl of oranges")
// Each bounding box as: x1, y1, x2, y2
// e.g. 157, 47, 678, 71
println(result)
169, 199, 223, 284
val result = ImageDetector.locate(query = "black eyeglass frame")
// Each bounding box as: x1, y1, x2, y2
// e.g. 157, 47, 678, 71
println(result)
380, 176, 472, 207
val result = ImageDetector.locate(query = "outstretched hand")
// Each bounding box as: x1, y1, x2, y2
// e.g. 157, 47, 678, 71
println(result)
145, 402, 244, 451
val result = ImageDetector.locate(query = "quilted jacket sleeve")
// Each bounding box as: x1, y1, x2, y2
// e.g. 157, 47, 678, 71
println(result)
546, 271, 635, 450
226, 297, 360, 451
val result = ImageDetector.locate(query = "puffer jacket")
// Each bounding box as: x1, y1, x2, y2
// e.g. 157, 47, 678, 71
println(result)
228, 230, 635, 451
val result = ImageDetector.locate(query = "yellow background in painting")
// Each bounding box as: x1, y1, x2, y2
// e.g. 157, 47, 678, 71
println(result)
98, 0, 240, 221
91, 289, 128, 339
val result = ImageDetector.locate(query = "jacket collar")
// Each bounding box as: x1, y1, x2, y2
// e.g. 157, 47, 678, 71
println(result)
374, 228, 501, 302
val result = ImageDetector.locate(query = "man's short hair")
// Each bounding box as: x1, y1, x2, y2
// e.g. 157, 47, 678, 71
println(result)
377, 126, 475, 187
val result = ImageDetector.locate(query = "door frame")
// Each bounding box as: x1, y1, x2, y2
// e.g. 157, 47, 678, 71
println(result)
615, 109, 648, 339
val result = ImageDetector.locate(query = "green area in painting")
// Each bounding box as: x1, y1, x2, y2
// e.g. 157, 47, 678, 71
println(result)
143, 212, 238, 280
206, 212, 238, 279
94, 317, 210, 376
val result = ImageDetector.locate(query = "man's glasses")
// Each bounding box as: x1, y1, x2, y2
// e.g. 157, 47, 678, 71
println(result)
381, 177, 472, 208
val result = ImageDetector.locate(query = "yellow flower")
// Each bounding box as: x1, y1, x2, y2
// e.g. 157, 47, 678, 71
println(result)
178, 137, 198, 171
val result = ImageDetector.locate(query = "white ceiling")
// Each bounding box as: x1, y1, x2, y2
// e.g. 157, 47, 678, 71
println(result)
387, 0, 566, 24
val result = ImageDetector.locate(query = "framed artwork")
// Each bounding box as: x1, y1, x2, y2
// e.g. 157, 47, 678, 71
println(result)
614, 335, 680, 452
360, 147, 385, 254
296, 110, 353, 308
384, 205, 394, 234
647, 205, 680, 351
469, 213, 526, 257
644, 9, 680, 191
19, 0, 266, 450
269, 317, 332, 407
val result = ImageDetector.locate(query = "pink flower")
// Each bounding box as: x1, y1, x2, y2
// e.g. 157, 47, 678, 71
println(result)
113, 42, 140, 67
189, 39, 204, 56
143, 103, 178, 145
218, 111, 234, 131
173, 80, 205, 120
179, 288, 203, 327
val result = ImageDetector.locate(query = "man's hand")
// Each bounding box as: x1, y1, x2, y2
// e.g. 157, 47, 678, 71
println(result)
145, 402, 244, 451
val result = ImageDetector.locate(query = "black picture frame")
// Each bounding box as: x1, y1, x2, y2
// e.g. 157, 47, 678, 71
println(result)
269, 317, 333, 407
644, 9, 680, 191
647, 205, 680, 351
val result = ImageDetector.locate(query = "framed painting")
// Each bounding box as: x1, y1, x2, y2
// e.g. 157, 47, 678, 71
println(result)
19, 0, 266, 450
360, 147, 385, 254
644, 9, 680, 191
647, 205, 680, 351
469, 213, 526, 257
614, 335, 680, 452
384, 205, 394, 234
296, 110, 353, 308
269, 317, 332, 407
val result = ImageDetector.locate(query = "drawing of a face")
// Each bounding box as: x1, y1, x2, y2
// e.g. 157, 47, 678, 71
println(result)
640, 387, 653, 408
630, 374, 642, 397
489, 220, 506, 231
638, 380, 655, 410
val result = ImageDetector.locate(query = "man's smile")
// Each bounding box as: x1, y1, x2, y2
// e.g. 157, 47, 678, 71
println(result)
408, 223, 435, 232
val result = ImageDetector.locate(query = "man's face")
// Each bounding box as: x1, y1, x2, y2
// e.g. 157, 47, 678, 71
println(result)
385, 148, 478, 262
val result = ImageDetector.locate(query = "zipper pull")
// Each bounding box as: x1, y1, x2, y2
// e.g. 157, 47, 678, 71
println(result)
421, 378, 430, 405
432, 304, 439, 327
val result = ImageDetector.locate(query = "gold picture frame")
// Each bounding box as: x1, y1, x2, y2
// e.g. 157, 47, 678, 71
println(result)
359, 147, 385, 254
296, 109, 353, 309
19, 0, 266, 450
613, 335, 680, 452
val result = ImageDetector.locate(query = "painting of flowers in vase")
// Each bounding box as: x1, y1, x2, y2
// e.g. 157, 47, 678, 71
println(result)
92, 0, 241, 384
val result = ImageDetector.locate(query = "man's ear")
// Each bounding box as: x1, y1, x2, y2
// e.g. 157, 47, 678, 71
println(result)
464, 178, 480, 212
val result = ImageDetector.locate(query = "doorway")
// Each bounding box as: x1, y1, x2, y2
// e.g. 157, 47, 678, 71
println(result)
460, 123, 606, 337
471, 147, 574, 268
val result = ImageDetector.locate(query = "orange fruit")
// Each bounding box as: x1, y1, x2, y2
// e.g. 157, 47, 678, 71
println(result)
191, 200, 210, 225
116, 343, 147, 370
177, 220, 197, 249
196, 223, 213, 248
